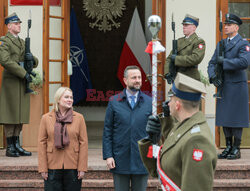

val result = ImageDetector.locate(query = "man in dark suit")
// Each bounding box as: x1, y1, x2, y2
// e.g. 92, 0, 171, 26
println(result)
103, 65, 152, 191
208, 13, 250, 159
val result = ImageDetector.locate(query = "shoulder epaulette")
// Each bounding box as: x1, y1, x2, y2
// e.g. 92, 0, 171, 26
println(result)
190, 125, 201, 134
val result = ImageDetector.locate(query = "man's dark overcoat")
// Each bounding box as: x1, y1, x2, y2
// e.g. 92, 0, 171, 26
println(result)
208, 34, 250, 128
103, 89, 152, 174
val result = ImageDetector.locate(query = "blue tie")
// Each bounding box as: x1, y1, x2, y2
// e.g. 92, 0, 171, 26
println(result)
130, 96, 135, 108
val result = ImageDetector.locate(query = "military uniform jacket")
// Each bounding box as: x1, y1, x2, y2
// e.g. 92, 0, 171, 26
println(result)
138, 112, 217, 191
208, 34, 250, 128
165, 33, 206, 81
0, 32, 38, 124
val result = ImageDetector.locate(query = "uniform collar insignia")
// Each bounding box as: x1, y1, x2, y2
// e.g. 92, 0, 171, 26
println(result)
178, 33, 198, 52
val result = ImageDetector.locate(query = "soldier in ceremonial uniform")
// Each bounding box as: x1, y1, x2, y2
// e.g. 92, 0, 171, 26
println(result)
0, 13, 38, 157
208, 13, 250, 160
165, 14, 205, 82
138, 73, 217, 191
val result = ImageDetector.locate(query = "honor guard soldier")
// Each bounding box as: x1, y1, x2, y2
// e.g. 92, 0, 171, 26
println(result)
208, 13, 250, 160
138, 73, 217, 191
165, 14, 205, 84
0, 13, 39, 157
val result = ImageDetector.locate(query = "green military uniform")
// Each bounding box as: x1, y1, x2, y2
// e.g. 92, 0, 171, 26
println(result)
0, 12, 38, 157
165, 32, 205, 81
138, 73, 217, 191
138, 112, 217, 190
0, 32, 38, 124
165, 14, 206, 81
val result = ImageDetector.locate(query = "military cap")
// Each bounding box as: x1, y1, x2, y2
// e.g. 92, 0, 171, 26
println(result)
5, 12, 22, 25
182, 14, 199, 27
224, 13, 242, 25
168, 73, 206, 101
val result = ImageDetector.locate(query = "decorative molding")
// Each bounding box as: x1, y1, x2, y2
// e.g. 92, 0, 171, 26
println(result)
83, 0, 126, 33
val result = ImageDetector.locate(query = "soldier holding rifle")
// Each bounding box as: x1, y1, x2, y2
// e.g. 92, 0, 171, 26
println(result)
165, 14, 205, 83
0, 12, 38, 157
208, 13, 250, 160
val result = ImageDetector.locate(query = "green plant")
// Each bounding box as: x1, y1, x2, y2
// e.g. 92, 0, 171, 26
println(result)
30, 70, 43, 94
199, 70, 210, 86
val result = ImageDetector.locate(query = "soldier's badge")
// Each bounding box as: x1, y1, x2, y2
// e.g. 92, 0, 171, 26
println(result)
246, 46, 250, 52
0, 41, 3, 46
192, 149, 203, 161
198, 44, 204, 50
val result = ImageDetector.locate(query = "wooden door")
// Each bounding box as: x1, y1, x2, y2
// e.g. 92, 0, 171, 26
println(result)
0, 0, 8, 87
152, 0, 166, 113
43, 0, 70, 113
0, 0, 8, 149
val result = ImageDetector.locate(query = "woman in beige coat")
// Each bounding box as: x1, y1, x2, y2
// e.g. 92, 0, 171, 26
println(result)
38, 87, 88, 191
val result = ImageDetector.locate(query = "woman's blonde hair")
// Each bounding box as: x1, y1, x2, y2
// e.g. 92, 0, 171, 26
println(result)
53, 87, 73, 112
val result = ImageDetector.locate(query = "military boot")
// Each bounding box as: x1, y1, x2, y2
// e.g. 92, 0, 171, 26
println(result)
13, 136, 32, 156
6, 137, 19, 157
227, 138, 241, 160
218, 137, 232, 159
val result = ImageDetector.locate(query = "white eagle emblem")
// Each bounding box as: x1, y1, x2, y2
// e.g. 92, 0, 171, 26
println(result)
192, 149, 203, 161
83, 0, 126, 33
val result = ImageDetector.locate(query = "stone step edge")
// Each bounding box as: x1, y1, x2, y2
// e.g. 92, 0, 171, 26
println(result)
0, 179, 159, 188
1, 179, 250, 188
2, 165, 250, 171
0, 166, 107, 171
213, 179, 250, 187
215, 164, 250, 171
0, 172, 157, 181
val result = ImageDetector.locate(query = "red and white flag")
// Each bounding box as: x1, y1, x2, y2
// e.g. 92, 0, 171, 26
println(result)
117, 8, 151, 93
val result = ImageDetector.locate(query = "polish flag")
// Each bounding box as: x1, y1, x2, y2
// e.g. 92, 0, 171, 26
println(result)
117, 8, 151, 93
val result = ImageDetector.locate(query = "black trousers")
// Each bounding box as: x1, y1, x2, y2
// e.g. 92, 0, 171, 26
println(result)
113, 173, 148, 191
44, 169, 82, 191
223, 127, 243, 140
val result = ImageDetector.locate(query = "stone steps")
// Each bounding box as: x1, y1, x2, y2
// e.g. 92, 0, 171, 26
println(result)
215, 168, 250, 179
1, 149, 250, 190
213, 179, 250, 191
1, 165, 250, 190
0, 167, 113, 180
0, 179, 159, 191
213, 153, 250, 191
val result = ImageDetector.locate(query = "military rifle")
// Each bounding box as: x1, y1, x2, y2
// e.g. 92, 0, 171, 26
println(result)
24, 11, 36, 93
214, 11, 224, 98
165, 13, 178, 84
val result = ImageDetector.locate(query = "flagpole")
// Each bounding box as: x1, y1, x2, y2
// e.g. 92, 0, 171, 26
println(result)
147, 15, 162, 116
152, 39, 157, 116
147, 15, 162, 158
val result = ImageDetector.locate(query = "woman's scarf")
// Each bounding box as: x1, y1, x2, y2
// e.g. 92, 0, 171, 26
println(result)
54, 108, 73, 149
